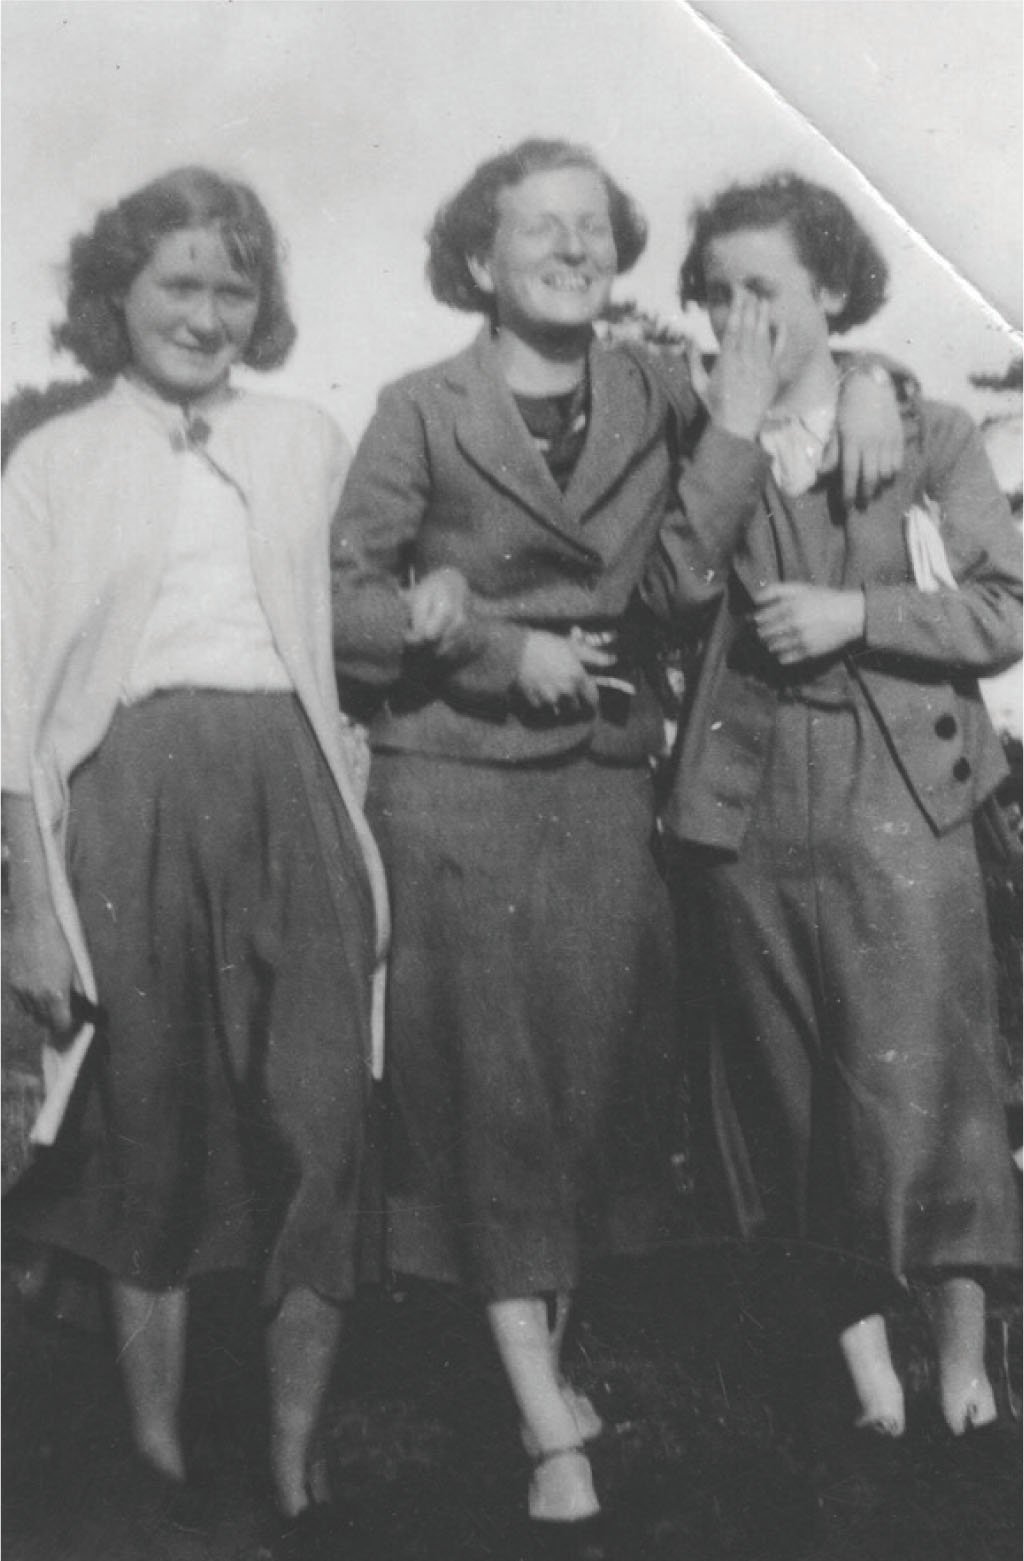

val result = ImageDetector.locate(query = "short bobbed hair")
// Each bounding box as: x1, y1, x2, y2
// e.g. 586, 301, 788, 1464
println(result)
679, 173, 889, 335
426, 138, 648, 315
53, 166, 297, 376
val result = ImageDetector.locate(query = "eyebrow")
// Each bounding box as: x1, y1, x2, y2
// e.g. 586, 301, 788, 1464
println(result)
158, 268, 257, 289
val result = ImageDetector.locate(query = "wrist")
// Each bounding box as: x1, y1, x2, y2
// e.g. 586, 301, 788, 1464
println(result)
709, 405, 765, 441
841, 361, 892, 392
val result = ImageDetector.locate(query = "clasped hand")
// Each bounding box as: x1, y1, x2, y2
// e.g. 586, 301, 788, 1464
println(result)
401, 571, 617, 713
516, 629, 617, 713
403, 566, 470, 654
750, 582, 866, 665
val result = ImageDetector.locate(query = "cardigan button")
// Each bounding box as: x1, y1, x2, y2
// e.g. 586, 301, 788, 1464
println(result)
952, 757, 972, 783
934, 714, 957, 739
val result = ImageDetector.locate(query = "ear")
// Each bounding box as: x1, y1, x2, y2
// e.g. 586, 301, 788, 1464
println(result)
820, 286, 847, 322
466, 253, 496, 296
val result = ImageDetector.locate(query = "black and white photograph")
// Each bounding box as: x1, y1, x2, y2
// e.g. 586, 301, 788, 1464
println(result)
3, 4, 1021, 1559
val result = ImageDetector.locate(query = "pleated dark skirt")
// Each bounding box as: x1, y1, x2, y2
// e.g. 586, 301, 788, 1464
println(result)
699, 692, 1020, 1279
7, 691, 377, 1308
368, 750, 680, 1300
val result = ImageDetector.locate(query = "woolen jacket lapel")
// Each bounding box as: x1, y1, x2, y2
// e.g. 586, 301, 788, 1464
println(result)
564, 340, 666, 536
450, 329, 672, 564
451, 330, 592, 552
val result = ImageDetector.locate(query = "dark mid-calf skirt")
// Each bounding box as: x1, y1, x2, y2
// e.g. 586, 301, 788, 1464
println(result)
368, 750, 681, 1300
7, 691, 376, 1309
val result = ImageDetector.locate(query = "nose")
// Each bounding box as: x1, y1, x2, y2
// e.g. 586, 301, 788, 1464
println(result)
554, 223, 587, 259
187, 290, 223, 339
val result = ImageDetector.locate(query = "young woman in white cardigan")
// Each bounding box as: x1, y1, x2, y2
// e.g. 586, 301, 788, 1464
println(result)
1, 167, 409, 1552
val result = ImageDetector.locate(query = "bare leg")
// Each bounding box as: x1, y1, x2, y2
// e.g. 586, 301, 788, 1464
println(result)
839, 1312, 905, 1436
553, 1291, 603, 1441
266, 1286, 344, 1517
521, 1292, 603, 1455
488, 1296, 599, 1521
550, 1291, 571, 1367
110, 1281, 189, 1480
927, 1275, 996, 1434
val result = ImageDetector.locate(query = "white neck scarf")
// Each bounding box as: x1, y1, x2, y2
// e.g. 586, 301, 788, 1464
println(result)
759, 402, 838, 497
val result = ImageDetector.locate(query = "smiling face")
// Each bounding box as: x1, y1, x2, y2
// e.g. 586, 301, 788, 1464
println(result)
468, 166, 618, 340
120, 226, 261, 402
702, 223, 845, 401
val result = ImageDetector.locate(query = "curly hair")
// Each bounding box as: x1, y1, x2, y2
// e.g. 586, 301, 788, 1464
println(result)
53, 167, 297, 375
426, 138, 648, 315
679, 173, 889, 335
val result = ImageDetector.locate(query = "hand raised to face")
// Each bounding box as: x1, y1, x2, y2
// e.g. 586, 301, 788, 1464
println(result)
703, 296, 786, 441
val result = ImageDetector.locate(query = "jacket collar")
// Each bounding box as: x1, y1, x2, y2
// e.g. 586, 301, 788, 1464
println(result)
730, 398, 928, 600
448, 325, 665, 553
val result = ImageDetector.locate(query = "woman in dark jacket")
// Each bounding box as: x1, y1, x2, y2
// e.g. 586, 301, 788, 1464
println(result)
647, 173, 1022, 1440
331, 141, 902, 1542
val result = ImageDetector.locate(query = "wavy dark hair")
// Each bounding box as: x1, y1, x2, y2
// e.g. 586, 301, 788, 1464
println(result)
53, 167, 297, 375
426, 138, 648, 315
679, 173, 889, 335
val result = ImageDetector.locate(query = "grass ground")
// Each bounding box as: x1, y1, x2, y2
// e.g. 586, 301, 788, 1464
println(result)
3, 1239, 1020, 1561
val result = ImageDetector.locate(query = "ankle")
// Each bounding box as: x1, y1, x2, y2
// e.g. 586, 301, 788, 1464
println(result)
133, 1427, 186, 1483
521, 1383, 603, 1457
269, 1421, 322, 1517
529, 1446, 599, 1522
939, 1368, 997, 1435
839, 1315, 905, 1436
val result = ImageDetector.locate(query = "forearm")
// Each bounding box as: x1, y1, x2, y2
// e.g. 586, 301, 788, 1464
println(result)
4, 791, 76, 1033
860, 406, 1023, 674
331, 565, 411, 689
330, 387, 433, 688
3, 792, 56, 917
863, 581, 1023, 675
424, 612, 530, 704
642, 423, 770, 622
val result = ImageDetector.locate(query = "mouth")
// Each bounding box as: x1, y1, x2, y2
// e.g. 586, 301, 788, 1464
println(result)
540, 273, 595, 293
172, 339, 227, 359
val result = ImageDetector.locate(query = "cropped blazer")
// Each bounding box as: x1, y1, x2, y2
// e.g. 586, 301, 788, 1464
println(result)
645, 399, 1023, 851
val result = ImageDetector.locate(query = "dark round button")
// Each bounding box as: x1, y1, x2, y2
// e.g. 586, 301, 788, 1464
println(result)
934, 714, 958, 739
952, 757, 972, 782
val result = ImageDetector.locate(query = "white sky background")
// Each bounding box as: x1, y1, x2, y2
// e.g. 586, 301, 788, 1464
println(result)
3, 0, 1021, 445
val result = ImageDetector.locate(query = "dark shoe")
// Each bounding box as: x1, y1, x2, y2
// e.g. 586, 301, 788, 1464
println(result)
528, 1510, 612, 1561
273, 1503, 336, 1561
528, 1446, 610, 1560
264, 1498, 370, 1561
954, 1416, 1021, 1473
129, 1455, 217, 1532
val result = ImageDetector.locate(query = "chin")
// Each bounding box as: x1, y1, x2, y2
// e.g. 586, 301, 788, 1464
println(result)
539, 304, 601, 330
164, 369, 230, 399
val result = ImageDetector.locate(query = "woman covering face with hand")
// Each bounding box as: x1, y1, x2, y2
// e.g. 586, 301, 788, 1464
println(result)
646, 173, 1021, 1444
3, 167, 389, 1553
331, 139, 905, 1551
